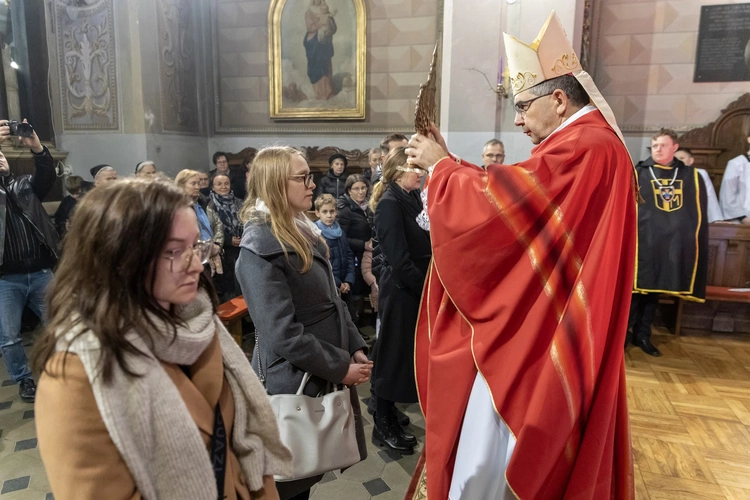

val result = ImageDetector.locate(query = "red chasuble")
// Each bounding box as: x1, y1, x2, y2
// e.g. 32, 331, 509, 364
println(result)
415, 110, 636, 499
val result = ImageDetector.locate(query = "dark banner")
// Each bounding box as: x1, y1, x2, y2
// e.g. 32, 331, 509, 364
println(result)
694, 3, 750, 82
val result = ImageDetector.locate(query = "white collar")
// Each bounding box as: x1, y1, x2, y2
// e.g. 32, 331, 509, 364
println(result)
540, 104, 597, 145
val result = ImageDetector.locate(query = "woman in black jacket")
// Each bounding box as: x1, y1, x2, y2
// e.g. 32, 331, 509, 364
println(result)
369, 147, 431, 455
315, 153, 349, 201
337, 174, 372, 324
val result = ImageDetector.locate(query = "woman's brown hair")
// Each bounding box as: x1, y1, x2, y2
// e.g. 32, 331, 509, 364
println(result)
33, 178, 218, 383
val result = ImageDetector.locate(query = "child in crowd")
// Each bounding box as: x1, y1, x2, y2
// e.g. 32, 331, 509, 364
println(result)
314, 194, 355, 298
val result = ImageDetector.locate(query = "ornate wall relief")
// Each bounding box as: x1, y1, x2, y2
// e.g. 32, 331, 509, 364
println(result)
157, 0, 200, 134
55, 0, 119, 130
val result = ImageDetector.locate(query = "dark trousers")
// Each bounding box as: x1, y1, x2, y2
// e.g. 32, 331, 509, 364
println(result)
628, 293, 660, 342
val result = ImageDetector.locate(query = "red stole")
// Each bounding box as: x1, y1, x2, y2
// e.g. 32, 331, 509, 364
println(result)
415, 110, 636, 499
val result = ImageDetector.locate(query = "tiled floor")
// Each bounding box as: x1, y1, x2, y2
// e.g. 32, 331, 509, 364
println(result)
0, 334, 52, 500
0, 326, 423, 500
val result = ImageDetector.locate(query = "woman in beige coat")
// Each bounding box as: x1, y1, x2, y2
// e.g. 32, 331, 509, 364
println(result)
34, 178, 292, 500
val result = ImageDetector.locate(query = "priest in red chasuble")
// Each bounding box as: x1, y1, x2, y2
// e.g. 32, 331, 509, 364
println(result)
404, 12, 636, 500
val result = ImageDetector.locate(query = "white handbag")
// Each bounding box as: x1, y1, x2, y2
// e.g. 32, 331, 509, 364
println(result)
256, 334, 361, 481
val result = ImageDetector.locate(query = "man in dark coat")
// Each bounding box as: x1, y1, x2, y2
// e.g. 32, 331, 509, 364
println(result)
0, 119, 59, 403
315, 153, 349, 201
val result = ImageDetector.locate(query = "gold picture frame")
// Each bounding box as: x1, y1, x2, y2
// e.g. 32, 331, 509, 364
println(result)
268, 0, 366, 120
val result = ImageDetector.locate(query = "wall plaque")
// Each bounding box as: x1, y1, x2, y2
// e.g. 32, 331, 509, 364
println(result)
695, 3, 750, 83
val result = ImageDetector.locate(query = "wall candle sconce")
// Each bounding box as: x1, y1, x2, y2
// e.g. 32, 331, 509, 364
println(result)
469, 64, 509, 100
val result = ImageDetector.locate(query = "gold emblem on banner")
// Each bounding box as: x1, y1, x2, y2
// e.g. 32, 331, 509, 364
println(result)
651, 179, 683, 212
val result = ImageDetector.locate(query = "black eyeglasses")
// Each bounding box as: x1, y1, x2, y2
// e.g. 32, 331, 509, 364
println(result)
514, 93, 554, 115
289, 173, 313, 187
289, 173, 315, 187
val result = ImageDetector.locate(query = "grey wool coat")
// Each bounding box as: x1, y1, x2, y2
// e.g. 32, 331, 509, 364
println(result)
236, 211, 368, 498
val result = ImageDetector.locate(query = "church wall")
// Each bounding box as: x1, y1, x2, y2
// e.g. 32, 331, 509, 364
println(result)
212, 0, 443, 141
46, 0, 211, 180
592, 0, 749, 160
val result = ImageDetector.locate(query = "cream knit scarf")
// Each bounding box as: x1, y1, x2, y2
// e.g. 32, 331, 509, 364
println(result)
56, 291, 292, 499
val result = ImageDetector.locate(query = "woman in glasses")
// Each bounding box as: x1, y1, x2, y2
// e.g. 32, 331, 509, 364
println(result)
33, 178, 291, 499
236, 146, 372, 500
336, 174, 373, 327
368, 146, 431, 455
175, 169, 224, 277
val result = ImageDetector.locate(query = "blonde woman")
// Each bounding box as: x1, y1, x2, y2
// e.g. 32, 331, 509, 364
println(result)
368, 146, 431, 455
175, 169, 224, 274
236, 146, 372, 500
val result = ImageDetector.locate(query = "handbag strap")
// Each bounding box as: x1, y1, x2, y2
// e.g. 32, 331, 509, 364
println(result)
210, 402, 227, 500
255, 328, 337, 396
254, 328, 266, 387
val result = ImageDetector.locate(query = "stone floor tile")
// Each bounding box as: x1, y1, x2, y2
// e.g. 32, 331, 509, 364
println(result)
0, 452, 46, 483
1, 476, 30, 494
363, 477, 391, 496
381, 460, 413, 492
0, 401, 12, 411
22, 411, 34, 420
319, 471, 337, 484
2, 420, 37, 442
310, 478, 371, 500
1, 380, 16, 387
14, 439, 37, 452
338, 450, 386, 482
377, 449, 401, 464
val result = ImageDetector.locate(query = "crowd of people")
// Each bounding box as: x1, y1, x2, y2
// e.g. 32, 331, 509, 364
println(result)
1, 9, 749, 497
0, 111, 438, 499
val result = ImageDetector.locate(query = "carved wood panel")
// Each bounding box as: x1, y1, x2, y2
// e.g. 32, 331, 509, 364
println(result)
678, 93, 750, 195
681, 224, 750, 333
227, 146, 373, 186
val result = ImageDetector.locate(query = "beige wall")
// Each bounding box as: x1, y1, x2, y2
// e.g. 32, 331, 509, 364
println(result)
593, 0, 749, 136
214, 0, 442, 134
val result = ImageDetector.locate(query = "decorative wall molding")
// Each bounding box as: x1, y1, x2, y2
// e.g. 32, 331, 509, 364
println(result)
580, 0, 593, 72
55, 0, 119, 130
157, 0, 200, 134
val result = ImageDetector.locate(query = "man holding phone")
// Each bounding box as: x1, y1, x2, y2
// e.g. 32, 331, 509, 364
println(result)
0, 118, 58, 403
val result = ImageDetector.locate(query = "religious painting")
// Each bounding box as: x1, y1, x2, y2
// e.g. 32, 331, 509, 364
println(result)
268, 0, 366, 120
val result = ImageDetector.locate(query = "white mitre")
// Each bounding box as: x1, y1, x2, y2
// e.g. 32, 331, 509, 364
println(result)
503, 11, 627, 148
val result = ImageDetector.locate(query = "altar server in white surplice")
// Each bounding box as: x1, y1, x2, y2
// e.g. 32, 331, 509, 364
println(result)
675, 148, 724, 222
719, 133, 750, 223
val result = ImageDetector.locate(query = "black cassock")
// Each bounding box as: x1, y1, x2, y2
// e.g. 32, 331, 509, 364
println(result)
633, 157, 708, 301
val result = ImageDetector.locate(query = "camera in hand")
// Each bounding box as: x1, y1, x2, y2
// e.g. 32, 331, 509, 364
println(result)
7, 120, 34, 138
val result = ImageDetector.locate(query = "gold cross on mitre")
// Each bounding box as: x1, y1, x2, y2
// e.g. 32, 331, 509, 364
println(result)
503, 11, 580, 94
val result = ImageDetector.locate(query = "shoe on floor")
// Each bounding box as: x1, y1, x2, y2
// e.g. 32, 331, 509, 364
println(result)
372, 415, 415, 455
636, 338, 661, 357
19, 378, 36, 403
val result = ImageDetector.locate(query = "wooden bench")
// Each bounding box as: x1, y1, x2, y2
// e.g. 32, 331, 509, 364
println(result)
673, 286, 750, 336
217, 296, 249, 345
